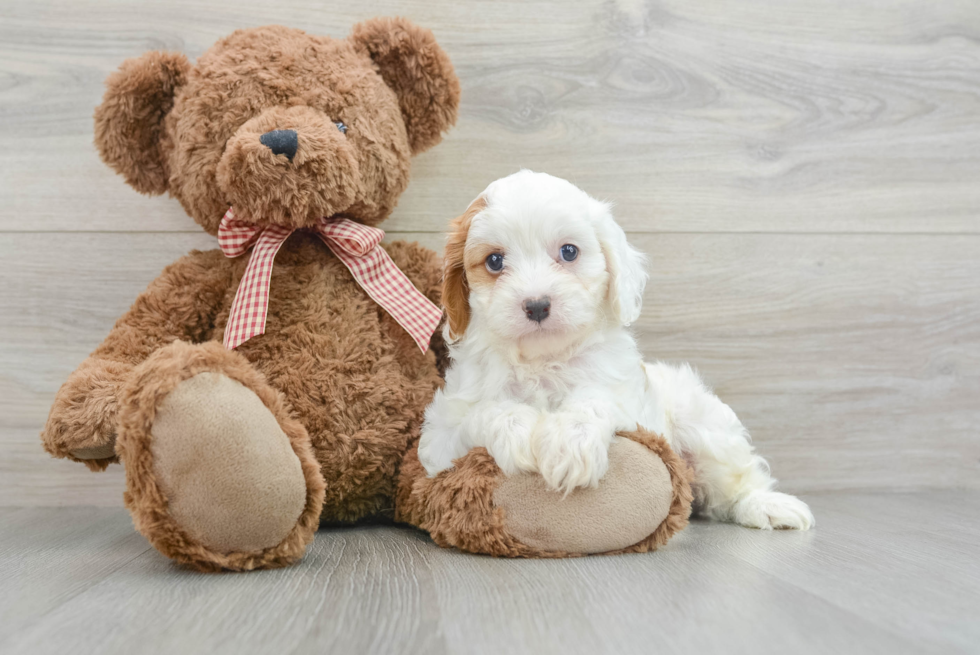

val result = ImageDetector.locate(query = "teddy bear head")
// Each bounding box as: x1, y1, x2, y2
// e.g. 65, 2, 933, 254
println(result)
93, 19, 459, 234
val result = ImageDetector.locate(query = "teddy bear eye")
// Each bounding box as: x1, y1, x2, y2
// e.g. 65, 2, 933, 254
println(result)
335, 121, 347, 134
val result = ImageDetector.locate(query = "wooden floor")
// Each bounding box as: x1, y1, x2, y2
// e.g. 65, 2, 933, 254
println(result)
1, 491, 977, 655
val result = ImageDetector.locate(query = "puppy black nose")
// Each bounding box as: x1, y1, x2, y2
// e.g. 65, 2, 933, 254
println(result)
523, 296, 551, 323
260, 129, 298, 161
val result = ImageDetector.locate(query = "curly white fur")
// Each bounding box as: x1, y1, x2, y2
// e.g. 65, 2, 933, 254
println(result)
419, 170, 813, 530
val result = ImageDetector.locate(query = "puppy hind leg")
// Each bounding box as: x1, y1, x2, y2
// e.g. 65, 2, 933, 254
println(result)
660, 364, 813, 531
690, 434, 813, 530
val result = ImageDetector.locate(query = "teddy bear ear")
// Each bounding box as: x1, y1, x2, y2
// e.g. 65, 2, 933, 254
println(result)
94, 51, 191, 195
349, 17, 460, 155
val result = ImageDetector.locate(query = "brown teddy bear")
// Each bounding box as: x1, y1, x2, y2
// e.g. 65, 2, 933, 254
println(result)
41, 19, 692, 571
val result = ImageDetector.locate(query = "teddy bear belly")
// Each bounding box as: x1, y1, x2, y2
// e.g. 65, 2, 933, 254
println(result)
217, 244, 442, 523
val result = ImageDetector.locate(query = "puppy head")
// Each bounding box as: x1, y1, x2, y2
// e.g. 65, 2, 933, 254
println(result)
443, 170, 647, 351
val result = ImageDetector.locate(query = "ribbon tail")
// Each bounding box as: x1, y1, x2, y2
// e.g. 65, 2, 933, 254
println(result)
328, 244, 443, 353
223, 227, 292, 349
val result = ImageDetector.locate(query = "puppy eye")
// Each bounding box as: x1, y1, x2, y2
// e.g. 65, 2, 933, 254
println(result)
335, 121, 347, 134
485, 252, 504, 273
560, 244, 579, 262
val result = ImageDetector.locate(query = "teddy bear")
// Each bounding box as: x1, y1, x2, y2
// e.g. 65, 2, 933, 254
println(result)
40, 19, 692, 571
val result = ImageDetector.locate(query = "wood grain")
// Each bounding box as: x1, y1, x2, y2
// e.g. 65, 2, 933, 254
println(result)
2, 492, 977, 654
701, 490, 980, 651
2, 231, 977, 506
1, 0, 979, 233
0, 507, 151, 639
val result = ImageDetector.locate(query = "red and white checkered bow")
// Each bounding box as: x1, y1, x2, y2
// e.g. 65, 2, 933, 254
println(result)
218, 207, 442, 353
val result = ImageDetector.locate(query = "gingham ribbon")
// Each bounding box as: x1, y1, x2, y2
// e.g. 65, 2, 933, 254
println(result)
218, 208, 442, 352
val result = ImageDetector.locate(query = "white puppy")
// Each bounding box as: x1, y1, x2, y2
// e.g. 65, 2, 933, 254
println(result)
419, 170, 813, 530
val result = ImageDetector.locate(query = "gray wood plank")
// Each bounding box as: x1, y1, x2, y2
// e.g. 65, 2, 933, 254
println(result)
635, 232, 980, 493
0, 507, 151, 640
1, 0, 978, 234
693, 491, 980, 652
2, 428, 128, 507
0, 510, 913, 655
3, 231, 978, 506
4, 493, 977, 654
421, 529, 920, 655
0, 525, 448, 655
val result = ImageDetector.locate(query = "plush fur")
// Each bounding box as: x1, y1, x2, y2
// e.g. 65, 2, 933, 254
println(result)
420, 171, 814, 530
43, 22, 457, 570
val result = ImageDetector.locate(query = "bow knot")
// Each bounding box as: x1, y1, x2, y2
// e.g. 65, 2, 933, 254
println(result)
218, 208, 442, 352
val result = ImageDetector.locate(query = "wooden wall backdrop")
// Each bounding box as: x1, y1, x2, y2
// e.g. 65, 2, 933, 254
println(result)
1, 0, 978, 506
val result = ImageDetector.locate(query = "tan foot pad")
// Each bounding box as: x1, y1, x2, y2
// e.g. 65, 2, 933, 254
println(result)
150, 372, 307, 553
493, 436, 674, 554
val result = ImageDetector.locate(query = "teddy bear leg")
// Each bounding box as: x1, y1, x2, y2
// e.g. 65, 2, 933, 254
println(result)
396, 429, 693, 557
115, 341, 326, 572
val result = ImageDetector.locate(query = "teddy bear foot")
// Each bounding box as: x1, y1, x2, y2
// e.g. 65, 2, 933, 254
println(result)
398, 429, 693, 557
115, 341, 326, 572
493, 433, 693, 554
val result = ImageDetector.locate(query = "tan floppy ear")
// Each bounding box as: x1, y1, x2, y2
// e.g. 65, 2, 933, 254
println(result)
349, 17, 460, 155
442, 197, 486, 340
94, 51, 191, 195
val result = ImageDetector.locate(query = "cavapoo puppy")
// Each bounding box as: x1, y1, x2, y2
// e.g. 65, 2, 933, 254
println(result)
419, 170, 813, 530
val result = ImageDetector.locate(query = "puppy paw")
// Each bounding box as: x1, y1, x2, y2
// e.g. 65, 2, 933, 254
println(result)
483, 405, 541, 476
532, 414, 611, 495
732, 490, 815, 530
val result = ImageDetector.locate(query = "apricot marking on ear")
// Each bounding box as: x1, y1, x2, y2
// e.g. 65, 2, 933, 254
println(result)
443, 196, 487, 340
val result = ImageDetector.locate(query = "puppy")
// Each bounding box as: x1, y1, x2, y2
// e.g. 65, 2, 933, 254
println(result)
419, 170, 813, 530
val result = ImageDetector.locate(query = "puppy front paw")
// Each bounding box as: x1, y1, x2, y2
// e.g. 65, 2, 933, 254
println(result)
532, 414, 612, 495
483, 405, 541, 476
732, 490, 814, 530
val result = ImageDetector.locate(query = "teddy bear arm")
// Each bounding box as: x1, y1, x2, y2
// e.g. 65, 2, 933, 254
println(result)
41, 249, 234, 467
91, 249, 233, 364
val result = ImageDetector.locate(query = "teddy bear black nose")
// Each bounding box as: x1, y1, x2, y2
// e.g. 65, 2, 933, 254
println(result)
260, 129, 299, 161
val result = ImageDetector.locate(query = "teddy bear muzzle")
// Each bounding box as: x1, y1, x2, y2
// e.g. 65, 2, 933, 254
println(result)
216, 105, 360, 229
